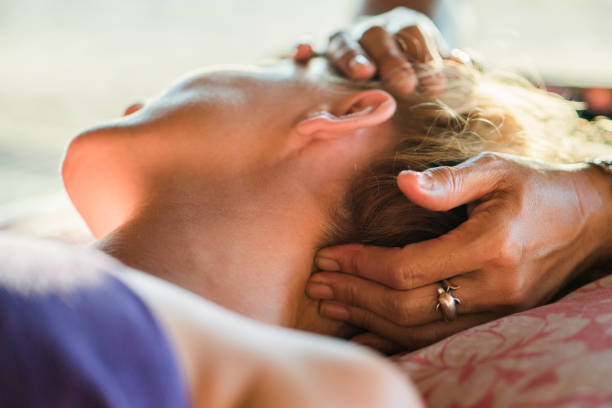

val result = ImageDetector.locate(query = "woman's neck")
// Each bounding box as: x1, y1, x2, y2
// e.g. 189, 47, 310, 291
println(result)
95, 198, 349, 336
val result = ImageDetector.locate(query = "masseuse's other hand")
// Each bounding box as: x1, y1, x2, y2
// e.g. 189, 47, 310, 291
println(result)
307, 152, 612, 353
295, 7, 448, 95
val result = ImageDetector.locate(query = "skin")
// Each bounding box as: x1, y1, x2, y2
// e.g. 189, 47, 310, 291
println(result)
62, 59, 400, 339
61, 58, 427, 405
118, 265, 422, 407
295, 5, 448, 94
0, 232, 421, 408
297, 7, 612, 353
310, 153, 612, 353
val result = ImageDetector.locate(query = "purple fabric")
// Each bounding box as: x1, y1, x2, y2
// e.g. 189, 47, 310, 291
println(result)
0, 234, 190, 408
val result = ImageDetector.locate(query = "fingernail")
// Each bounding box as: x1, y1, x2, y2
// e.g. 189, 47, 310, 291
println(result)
320, 302, 350, 320
415, 172, 434, 190
348, 54, 371, 72
315, 256, 340, 271
399, 170, 434, 190
306, 283, 334, 300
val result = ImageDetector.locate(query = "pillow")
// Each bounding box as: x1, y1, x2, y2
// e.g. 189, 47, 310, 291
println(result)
394, 273, 612, 407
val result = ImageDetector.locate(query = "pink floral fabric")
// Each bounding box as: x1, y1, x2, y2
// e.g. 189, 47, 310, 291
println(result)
394, 274, 612, 407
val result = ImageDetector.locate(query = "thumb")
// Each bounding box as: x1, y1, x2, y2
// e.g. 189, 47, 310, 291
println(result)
397, 153, 506, 211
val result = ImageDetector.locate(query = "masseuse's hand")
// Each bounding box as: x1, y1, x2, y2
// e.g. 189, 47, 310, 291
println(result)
307, 152, 612, 353
295, 7, 448, 95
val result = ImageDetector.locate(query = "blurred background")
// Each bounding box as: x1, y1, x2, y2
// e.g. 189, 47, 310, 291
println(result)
1, 0, 611, 238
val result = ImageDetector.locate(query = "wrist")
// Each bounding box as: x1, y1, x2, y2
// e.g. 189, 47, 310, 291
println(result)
579, 162, 612, 263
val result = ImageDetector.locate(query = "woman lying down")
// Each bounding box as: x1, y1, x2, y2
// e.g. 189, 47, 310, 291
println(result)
5, 27, 611, 408
64, 56, 609, 330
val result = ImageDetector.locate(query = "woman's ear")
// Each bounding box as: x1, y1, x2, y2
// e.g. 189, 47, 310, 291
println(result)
296, 90, 396, 139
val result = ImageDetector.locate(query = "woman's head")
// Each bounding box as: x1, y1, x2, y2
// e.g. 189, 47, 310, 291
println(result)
63, 58, 412, 331
62, 56, 608, 332
63, 56, 594, 241
63, 59, 403, 241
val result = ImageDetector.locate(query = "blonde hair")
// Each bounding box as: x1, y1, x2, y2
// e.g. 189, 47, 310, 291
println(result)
326, 60, 612, 247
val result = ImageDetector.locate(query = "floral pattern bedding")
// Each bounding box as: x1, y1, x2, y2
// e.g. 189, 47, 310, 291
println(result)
395, 274, 612, 407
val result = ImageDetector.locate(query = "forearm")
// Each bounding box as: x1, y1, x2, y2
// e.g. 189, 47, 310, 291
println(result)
552, 162, 612, 295
586, 161, 612, 262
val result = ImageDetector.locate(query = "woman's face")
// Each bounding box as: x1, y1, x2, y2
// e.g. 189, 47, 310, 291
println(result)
63, 59, 398, 333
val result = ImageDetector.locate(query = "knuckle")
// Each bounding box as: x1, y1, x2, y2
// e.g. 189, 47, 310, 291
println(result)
500, 276, 528, 310
388, 260, 416, 290
360, 26, 400, 60
350, 247, 368, 276
396, 28, 429, 60
475, 152, 501, 166
428, 165, 455, 185
472, 152, 522, 185
385, 295, 411, 326
425, 166, 459, 209
442, 167, 460, 193
378, 55, 412, 77
493, 235, 522, 270
351, 309, 374, 330
342, 282, 361, 306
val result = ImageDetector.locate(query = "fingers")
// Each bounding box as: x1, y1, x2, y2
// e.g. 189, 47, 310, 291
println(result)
395, 26, 446, 95
315, 222, 489, 289
357, 25, 445, 95
394, 26, 436, 63
321, 300, 497, 350
308, 271, 490, 326
324, 10, 449, 94
327, 31, 376, 80
358, 26, 417, 94
397, 153, 510, 212
350, 332, 404, 355
308, 271, 439, 325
